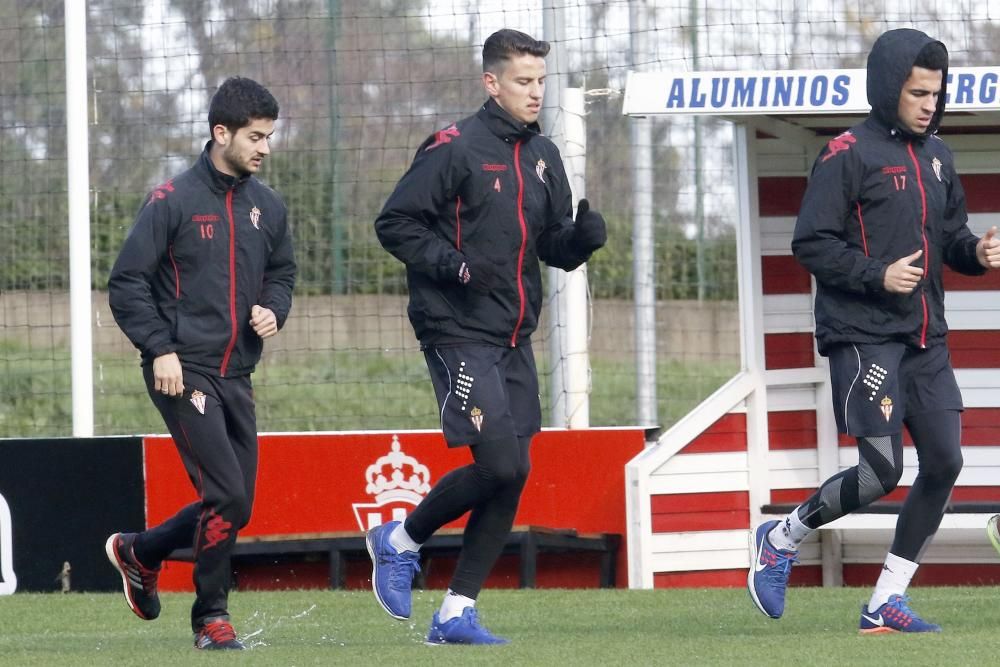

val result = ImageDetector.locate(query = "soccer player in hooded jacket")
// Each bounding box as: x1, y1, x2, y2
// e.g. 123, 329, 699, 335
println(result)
747, 28, 1000, 633
106, 77, 296, 650
369, 29, 607, 644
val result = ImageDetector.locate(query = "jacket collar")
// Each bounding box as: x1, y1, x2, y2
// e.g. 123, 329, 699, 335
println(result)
477, 98, 541, 142
195, 141, 252, 193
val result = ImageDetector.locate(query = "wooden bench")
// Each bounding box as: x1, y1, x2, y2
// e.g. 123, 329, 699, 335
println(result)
169, 525, 621, 589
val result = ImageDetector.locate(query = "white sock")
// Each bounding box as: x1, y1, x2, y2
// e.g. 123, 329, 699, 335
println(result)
439, 589, 475, 622
868, 552, 918, 610
767, 507, 812, 551
388, 523, 421, 554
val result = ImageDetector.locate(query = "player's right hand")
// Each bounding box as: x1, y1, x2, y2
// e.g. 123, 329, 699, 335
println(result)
457, 255, 501, 295
883, 249, 924, 294
153, 352, 184, 396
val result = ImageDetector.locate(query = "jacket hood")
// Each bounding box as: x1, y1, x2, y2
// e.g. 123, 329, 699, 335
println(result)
866, 28, 948, 138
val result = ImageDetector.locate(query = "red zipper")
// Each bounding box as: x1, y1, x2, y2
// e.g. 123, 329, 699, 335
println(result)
455, 196, 462, 250
510, 141, 528, 347
219, 189, 239, 375
855, 202, 869, 256
168, 244, 181, 298
906, 142, 930, 348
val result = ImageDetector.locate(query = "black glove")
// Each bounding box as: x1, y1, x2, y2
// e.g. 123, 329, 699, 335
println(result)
457, 255, 500, 295
573, 198, 607, 253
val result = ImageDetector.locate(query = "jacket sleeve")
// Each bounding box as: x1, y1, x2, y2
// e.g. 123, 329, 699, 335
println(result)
107, 195, 178, 359
791, 142, 888, 294
374, 137, 466, 282
940, 160, 988, 277
536, 150, 593, 271
259, 201, 297, 329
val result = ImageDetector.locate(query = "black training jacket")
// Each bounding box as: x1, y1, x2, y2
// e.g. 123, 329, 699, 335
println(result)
375, 98, 594, 348
109, 143, 296, 377
792, 29, 985, 355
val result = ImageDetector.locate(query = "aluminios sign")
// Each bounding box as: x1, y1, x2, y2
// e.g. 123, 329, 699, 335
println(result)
622, 67, 1000, 116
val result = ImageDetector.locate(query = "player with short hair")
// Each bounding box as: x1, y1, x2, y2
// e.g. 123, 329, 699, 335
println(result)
370, 28, 607, 644
106, 76, 296, 650
748, 28, 1000, 633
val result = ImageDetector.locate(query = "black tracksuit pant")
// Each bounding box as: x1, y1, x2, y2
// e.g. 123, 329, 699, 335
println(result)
133, 366, 258, 632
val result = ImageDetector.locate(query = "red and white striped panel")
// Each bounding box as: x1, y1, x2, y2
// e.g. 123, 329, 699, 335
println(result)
641, 139, 1000, 588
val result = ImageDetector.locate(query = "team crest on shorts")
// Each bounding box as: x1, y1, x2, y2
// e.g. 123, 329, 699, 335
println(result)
190, 389, 206, 415
250, 206, 261, 229
470, 406, 484, 432
880, 395, 893, 422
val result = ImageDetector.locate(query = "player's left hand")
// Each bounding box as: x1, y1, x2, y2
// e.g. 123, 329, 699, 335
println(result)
251, 305, 278, 338
573, 198, 607, 253
977, 226, 1000, 269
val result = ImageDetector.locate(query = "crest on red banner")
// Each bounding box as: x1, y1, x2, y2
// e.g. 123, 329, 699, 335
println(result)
351, 435, 432, 531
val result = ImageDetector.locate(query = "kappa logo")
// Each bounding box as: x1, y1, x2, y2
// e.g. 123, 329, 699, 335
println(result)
250, 206, 261, 229
201, 510, 232, 550
425, 124, 460, 151
821, 131, 856, 162
190, 389, 206, 415
147, 179, 175, 204
351, 435, 432, 531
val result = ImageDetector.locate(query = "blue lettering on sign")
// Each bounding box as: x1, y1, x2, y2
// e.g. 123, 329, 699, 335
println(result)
758, 77, 771, 106
666, 78, 685, 108
795, 76, 807, 105
733, 77, 756, 106
980, 73, 997, 104
667, 79, 684, 109
832, 75, 850, 105
810, 76, 828, 105
689, 77, 707, 107
954, 73, 975, 104
711, 78, 729, 108
773, 77, 793, 106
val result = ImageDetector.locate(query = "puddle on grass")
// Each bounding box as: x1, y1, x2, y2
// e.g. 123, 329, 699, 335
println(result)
240, 603, 320, 649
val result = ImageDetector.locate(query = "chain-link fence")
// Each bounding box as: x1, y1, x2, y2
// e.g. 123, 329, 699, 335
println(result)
2, 0, 997, 436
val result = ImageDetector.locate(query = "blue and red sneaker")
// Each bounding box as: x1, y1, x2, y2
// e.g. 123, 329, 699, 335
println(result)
747, 520, 798, 619
105, 532, 161, 621
859, 594, 941, 634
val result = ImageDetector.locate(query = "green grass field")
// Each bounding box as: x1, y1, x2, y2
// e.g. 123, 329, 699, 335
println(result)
2, 587, 997, 666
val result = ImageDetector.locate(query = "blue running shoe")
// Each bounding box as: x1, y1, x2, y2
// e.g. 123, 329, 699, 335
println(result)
859, 594, 941, 634
366, 521, 420, 620
426, 608, 509, 645
747, 520, 798, 619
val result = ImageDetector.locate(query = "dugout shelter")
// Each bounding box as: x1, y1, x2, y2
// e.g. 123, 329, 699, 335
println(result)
622, 67, 1000, 588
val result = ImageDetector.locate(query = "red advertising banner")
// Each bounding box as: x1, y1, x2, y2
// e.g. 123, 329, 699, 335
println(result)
144, 428, 645, 591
